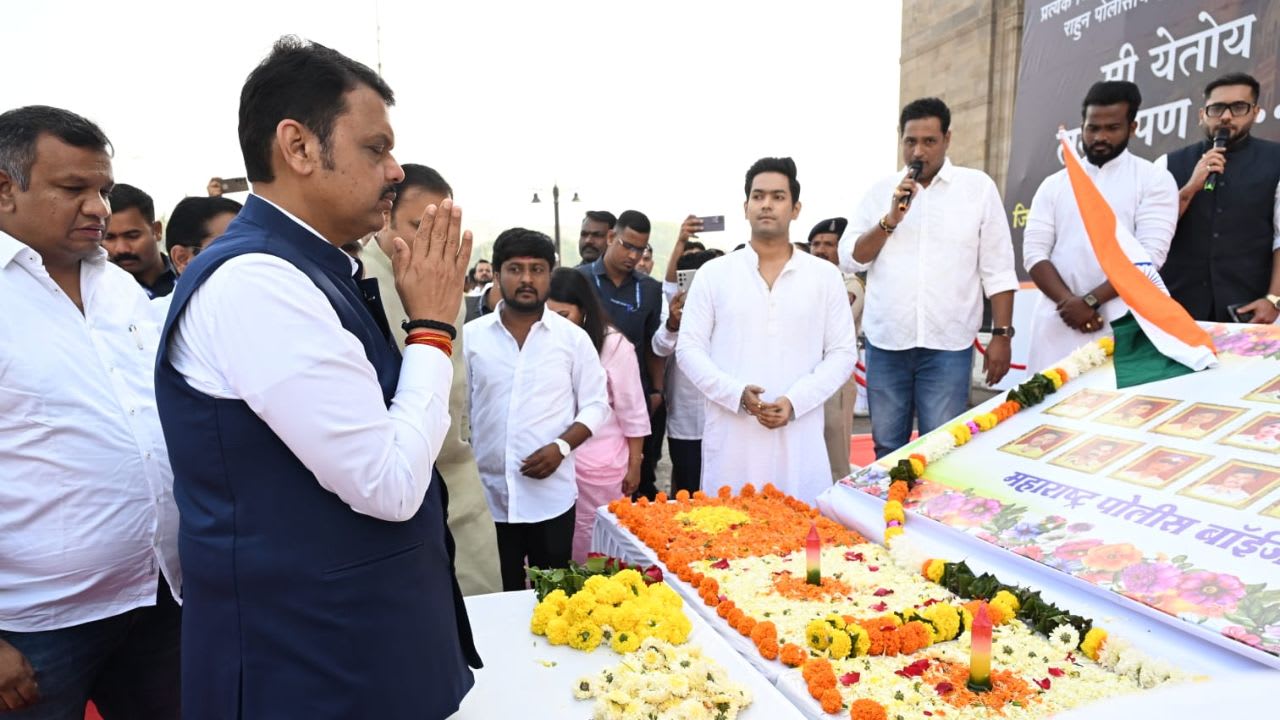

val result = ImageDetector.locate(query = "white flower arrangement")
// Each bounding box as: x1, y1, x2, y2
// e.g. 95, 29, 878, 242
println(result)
573, 638, 753, 720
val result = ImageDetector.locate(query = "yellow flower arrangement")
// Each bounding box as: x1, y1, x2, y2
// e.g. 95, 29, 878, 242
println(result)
1098, 336, 1115, 355
974, 412, 999, 431
907, 457, 925, 477
923, 558, 946, 583
883, 500, 905, 525
991, 589, 1021, 618
531, 570, 690, 653
674, 505, 750, 534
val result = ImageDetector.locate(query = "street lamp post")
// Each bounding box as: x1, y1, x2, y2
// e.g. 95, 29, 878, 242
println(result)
531, 184, 580, 266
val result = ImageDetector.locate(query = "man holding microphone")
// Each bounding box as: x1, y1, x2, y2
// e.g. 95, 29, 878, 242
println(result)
841, 97, 1018, 459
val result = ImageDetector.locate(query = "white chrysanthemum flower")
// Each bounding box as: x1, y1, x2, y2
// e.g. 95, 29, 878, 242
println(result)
887, 535, 931, 575
574, 675, 596, 699
1049, 624, 1080, 655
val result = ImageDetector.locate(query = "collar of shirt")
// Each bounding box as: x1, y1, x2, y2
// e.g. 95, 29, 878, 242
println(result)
734, 240, 805, 282
1084, 149, 1134, 177
0, 228, 109, 273
587, 258, 638, 289
251, 193, 360, 278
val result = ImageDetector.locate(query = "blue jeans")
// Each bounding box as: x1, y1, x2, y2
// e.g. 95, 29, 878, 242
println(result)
0, 579, 180, 720
865, 344, 973, 459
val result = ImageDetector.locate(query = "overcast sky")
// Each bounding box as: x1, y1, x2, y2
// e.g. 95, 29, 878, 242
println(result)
3, 0, 903, 260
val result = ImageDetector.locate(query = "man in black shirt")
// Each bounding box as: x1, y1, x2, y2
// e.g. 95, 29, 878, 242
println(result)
578, 210, 665, 498
104, 183, 177, 298
578, 210, 615, 265
1160, 72, 1280, 323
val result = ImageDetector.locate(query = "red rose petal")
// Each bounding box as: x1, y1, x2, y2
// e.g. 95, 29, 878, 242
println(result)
839, 671, 861, 686
935, 681, 954, 694
871, 601, 888, 612
711, 559, 730, 570
868, 565, 880, 572
844, 551, 865, 562
873, 588, 894, 597
1048, 667, 1064, 677
1036, 678, 1052, 690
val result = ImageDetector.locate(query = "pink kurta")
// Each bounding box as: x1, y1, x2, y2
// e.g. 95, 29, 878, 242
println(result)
572, 331, 651, 562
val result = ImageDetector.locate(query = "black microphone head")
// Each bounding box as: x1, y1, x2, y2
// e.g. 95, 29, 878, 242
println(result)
1214, 127, 1231, 146
908, 160, 924, 176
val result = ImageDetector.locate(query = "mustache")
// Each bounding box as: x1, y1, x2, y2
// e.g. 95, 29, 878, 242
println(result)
381, 185, 397, 200
110, 252, 141, 264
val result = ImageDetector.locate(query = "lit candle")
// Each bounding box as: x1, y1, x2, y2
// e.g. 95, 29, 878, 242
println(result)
968, 601, 993, 692
806, 522, 821, 585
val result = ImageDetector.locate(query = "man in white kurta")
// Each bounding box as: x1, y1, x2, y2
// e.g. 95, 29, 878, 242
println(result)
1023, 82, 1178, 372
677, 158, 857, 503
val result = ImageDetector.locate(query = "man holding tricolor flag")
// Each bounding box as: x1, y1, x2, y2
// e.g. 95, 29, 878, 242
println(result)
1023, 81, 1214, 380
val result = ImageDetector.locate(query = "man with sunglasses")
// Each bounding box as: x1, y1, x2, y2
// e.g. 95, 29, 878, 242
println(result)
1159, 72, 1280, 323
578, 209, 665, 498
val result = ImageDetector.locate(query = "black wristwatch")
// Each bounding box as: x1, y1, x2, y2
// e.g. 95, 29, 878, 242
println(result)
1082, 293, 1101, 310
991, 326, 1016, 338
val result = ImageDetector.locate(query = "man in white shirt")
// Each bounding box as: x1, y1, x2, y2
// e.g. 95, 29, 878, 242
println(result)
364, 163, 501, 596
842, 98, 1019, 459
0, 106, 181, 717
465, 228, 610, 591
1024, 80, 1179, 371
678, 157, 857, 503
156, 38, 479, 718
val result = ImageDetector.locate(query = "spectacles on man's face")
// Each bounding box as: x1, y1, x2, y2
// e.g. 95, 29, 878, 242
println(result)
1205, 101, 1255, 118
616, 239, 649, 257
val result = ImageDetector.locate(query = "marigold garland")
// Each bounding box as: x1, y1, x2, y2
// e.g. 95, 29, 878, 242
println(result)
608, 483, 864, 582
848, 698, 888, 720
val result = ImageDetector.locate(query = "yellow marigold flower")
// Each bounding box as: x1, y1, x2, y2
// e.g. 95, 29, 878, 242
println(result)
908, 457, 925, 477
613, 569, 645, 593
924, 559, 946, 583
546, 616, 572, 646
828, 629, 853, 660
1042, 369, 1063, 389
569, 622, 603, 651
921, 604, 961, 642
975, 413, 999, 431
1098, 337, 1115, 355
610, 629, 642, 654
992, 590, 1021, 618
542, 589, 569, 612
884, 526, 904, 541
883, 500, 905, 524
823, 614, 847, 630
806, 619, 832, 651
848, 624, 871, 657
530, 602, 557, 635
1082, 627, 1108, 660
900, 607, 917, 621
673, 506, 750, 534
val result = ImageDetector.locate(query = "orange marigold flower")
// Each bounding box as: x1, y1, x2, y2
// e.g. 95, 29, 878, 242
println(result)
717, 485, 733, 499
850, 698, 887, 720
716, 600, 736, 618
759, 639, 779, 660
737, 616, 757, 636
675, 489, 691, 501
820, 687, 843, 714
780, 643, 807, 667
654, 491, 668, 503
740, 483, 757, 497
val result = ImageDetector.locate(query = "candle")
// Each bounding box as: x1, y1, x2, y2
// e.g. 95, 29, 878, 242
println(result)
968, 601, 993, 692
806, 522, 821, 585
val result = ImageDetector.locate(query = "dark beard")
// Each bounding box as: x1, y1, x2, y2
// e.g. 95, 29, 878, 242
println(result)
1084, 136, 1129, 166
501, 287, 544, 313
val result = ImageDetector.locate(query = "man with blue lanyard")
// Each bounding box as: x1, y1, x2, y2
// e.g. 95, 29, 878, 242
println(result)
578, 210, 665, 498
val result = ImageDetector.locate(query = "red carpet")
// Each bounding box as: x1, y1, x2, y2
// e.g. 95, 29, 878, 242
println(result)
849, 432, 917, 469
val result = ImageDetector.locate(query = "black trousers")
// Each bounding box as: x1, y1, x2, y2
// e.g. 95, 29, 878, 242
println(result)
667, 437, 702, 495
634, 403, 667, 500
494, 505, 575, 592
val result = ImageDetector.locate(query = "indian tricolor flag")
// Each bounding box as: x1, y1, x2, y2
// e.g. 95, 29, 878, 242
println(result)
1057, 131, 1217, 386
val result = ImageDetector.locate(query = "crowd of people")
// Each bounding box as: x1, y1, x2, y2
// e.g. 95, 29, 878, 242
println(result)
0, 30, 1276, 720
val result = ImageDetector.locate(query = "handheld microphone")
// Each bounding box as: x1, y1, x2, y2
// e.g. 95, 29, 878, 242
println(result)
898, 161, 924, 212
1204, 127, 1230, 192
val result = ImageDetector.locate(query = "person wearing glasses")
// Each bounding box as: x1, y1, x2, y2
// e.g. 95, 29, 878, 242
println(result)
1158, 72, 1280, 323
577, 210, 666, 499
165, 196, 243, 276
1023, 80, 1178, 372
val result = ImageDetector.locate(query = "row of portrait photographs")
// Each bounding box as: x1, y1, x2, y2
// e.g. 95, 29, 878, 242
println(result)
1042, 389, 1280, 454
999, 425, 1280, 512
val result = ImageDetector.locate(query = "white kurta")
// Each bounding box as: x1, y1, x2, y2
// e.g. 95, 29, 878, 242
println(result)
1022, 150, 1178, 371
676, 244, 857, 503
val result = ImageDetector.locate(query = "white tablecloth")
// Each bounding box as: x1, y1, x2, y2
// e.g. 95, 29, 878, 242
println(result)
448, 589, 804, 719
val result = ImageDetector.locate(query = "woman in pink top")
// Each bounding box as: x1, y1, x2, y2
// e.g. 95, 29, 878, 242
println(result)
548, 269, 651, 563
